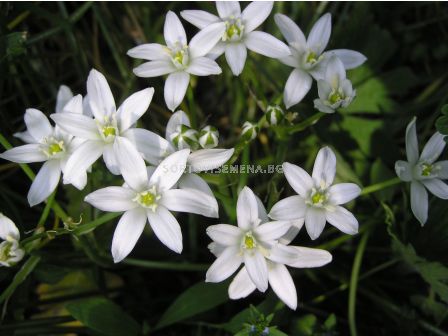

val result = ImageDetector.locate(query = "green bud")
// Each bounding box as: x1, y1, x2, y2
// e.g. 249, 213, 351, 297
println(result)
198, 125, 219, 149
265, 105, 284, 125
242, 121, 259, 141
170, 124, 199, 150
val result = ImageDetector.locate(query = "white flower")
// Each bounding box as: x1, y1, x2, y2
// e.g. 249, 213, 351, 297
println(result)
269, 147, 361, 240
50, 69, 155, 190
274, 13, 366, 108
181, 1, 290, 76
395, 118, 448, 225
313, 56, 356, 113
206, 186, 332, 309
128, 11, 225, 111
0, 93, 84, 206
0, 213, 24, 267
84, 137, 219, 262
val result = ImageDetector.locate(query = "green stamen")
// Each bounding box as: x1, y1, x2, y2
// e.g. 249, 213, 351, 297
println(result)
329, 91, 342, 104
421, 163, 433, 177
48, 142, 63, 155
102, 126, 116, 138
244, 233, 256, 249
306, 51, 317, 64
139, 191, 156, 207
311, 192, 326, 205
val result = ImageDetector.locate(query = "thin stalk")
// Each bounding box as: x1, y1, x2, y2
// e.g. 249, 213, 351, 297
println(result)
360, 177, 402, 196
123, 258, 209, 271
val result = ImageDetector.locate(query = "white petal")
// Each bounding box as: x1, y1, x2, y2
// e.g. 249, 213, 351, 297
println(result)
85, 186, 138, 212
244, 250, 268, 292
314, 98, 335, 114
216, 1, 241, 18
268, 244, 302, 264
410, 181, 428, 225
50, 112, 100, 140
116, 88, 154, 132
189, 22, 226, 58
87, 69, 116, 120
13, 130, 35, 144
166, 110, 191, 140
164, 11, 187, 46
113, 136, 148, 191
127, 43, 169, 61
422, 179, 448, 199
133, 60, 175, 77
27, 160, 61, 207
111, 208, 147, 263
188, 148, 234, 172
206, 245, 242, 282
306, 13, 331, 55
305, 207, 326, 240
405, 117, 419, 165
255, 195, 269, 224
325, 206, 359, 235
328, 183, 361, 205
268, 262, 297, 310
164, 71, 190, 112
420, 132, 445, 164
160, 188, 219, 218
147, 205, 183, 253
395, 160, 413, 182
103, 144, 120, 175
180, 10, 220, 29
245, 31, 290, 58
241, 1, 273, 33
149, 149, 190, 191
279, 219, 305, 245
225, 43, 247, 76
283, 68, 312, 108
24, 108, 52, 142
312, 146, 336, 187
237, 186, 259, 230
0, 144, 47, 163
228, 267, 256, 299
279, 54, 300, 68
324, 55, 346, 86
187, 57, 222, 76
274, 13, 306, 46
435, 160, 448, 179
123, 128, 173, 165
60, 94, 83, 115
207, 41, 226, 60
0, 214, 19, 241
63, 140, 104, 190
326, 49, 367, 69
254, 221, 291, 241
287, 246, 332, 268
282, 162, 313, 197
208, 242, 226, 257
206, 224, 242, 246
55, 85, 74, 114
268, 196, 306, 220
178, 173, 214, 197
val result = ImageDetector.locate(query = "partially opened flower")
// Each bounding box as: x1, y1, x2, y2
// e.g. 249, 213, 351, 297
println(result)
0, 94, 84, 206
274, 13, 366, 108
84, 137, 219, 262
128, 11, 225, 111
206, 186, 332, 309
269, 147, 361, 240
51, 69, 154, 190
314, 56, 356, 113
0, 214, 24, 267
395, 118, 448, 225
181, 1, 290, 76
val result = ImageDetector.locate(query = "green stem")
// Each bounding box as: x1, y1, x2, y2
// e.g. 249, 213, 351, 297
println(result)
74, 212, 121, 235
273, 112, 326, 136
360, 177, 402, 196
123, 258, 209, 271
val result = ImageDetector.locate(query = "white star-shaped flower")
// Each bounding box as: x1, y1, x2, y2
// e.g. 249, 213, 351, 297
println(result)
0, 213, 24, 267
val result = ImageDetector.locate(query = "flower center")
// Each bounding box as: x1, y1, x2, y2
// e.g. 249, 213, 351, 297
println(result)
102, 126, 116, 138
42, 137, 65, 158
169, 43, 190, 69
223, 18, 244, 42
0, 241, 13, 261
98, 115, 119, 143
134, 186, 161, 212
421, 162, 433, 177
307, 188, 328, 207
303, 50, 323, 69
328, 90, 343, 104
243, 232, 257, 250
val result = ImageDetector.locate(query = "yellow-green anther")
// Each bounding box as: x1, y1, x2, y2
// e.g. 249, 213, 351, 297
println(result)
243, 233, 256, 249
139, 192, 156, 207
306, 51, 317, 64
421, 163, 433, 176
311, 192, 326, 205
103, 126, 116, 137
48, 142, 64, 155
329, 91, 342, 104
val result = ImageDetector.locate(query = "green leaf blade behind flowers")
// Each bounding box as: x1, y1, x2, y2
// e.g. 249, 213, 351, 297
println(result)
436, 104, 448, 143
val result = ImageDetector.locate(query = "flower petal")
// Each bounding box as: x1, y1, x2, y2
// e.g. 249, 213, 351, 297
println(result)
328, 183, 361, 205
164, 11, 187, 46
326, 49, 367, 69
178, 173, 214, 197
255, 195, 269, 224
269, 195, 306, 220
241, 1, 273, 33
149, 149, 190, 191
216, 1, 241, 18
405, 117, 419, 165
24, 108, 52, 142
306, 13, 331, 55
324, 55, 346, 86
244, 250, 268, 292
13, 130, 35, 144
103, 144, 120, 175
188, 148, 234, 172
225, 43, 247, 76
166, 110, 191, 140
312, 146, 336, 187
180, 10, 220, 29
206, 245, 242, 282
254, 221, 292, 242
164, 71, 190, 112
160, 188, 219, 218
127, 43, 169, 61
206, 224, 242, 246
282, 162, 313, 197
325, 206, 358, 235
435, 160, 448, 179
187, 57, 222, 76
55, 85, 74, 114
305, 207, 326, 240
283, 68, 312, 108
147, 205, 183, 253
50, 112, 100, 140
85, 186, 137, 212
268, 262, 297, 310
27, 160, 61, 207
133, 60, 176, 78
245, 31, 290, 58
274, 13, 306, 46
268, 244, 301, 264
207, 41, 226, 60
60, 94, 83, 115
189, 22, 226, 58
287, 246, 332, 268
395, 160, 413, 182
279, 219, 305, 245
87, 69, 116, 120
422, 179, 448, 199
111, 208, 147, 263
0, 144, 47, 163
116, 88, 154, 132
410, 181, 428, 226
228, 267, 256, 299
0, 214, 19, 241
420, 132, 445, 164
237, 186, 259, 230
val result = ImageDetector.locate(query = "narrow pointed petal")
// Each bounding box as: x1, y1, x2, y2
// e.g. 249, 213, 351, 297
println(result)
147, 206, 183, 253
269, 196, 306, 220
237, 186, 259, 230
85, 186, 137, 212
187, 57, 222, 76
116, 88, 154, 132
245, 31, 290, 58
268, 263, 297, 310
228, 267, 256, 299
420, 132, 445, 164
189, 22, 226, 58
405, 117, 419, 164
149, 149, 190, 191
435, 161, 448, 179
24, 109, 52, 142
166, 110, 191, 140
328, 183, 361, 205
164, 11, 187, 46
410, 181, 428, 225
180, 10, 220, 29
113, 136, 148, 191
279, 219, 305, 245
395, 160, 413, 182
103, 144, 120, 175
306, 13, 331, 55
207, 41, 226, 60
50, 112, 100, 140
274, 13, 306, 46
422, 179, 448, 199
325, 206, 358, 235
312, 146, 336, 187
60, 94, 83, 115
27, 160, 61, 207
56, 85, 74, 114
209, 242, 226, 257
283, 68, 312, 108
282, 162, 313, 197
160, 188, 219, 218
216, 1, 241, 18
87, 69, 116, 120
188, 148, 234, 172
0, 144, 47, 163
206, 245, 242, 282
164, 71, 190, 111
268, 244, 302, 264
178, 173, 214, 197
305, 207, 326, 240
133, 60, 175, 78
206, 224, 242, 246
244, 251, 268, 292
111, 208, 147, 263
254, 221, 291, 241
255, 195, 269, 224
225, 43, 247, 76
0, 214, 20, 241
241, 1, 273, 33
287, 246, 332, 268
325, 55, 346, 86
127, 43, 169, 61
13, 130, 35, 144
326, 49, 367, 69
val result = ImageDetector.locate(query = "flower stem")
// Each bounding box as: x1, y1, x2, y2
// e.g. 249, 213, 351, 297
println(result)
123, 258, 209, 271
360, 177, 402, 196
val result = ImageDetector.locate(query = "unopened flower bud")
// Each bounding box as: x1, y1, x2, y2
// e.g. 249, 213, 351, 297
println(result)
265, 105, 284, 126
241, 121, 259, 141
198, 126, 219, 149
170, 124, 199, 150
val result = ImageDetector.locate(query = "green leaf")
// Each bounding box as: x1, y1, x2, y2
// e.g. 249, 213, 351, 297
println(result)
66, 297, 140, 336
